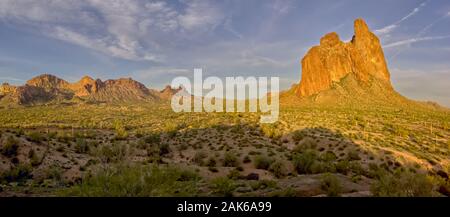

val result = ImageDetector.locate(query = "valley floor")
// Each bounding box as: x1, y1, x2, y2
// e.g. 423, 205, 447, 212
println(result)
0, 102, 449, 196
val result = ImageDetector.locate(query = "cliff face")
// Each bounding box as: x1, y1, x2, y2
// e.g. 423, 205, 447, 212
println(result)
295, 18, 391, 97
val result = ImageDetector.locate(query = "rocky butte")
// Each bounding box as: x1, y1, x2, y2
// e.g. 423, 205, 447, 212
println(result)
295, 18, 393, 98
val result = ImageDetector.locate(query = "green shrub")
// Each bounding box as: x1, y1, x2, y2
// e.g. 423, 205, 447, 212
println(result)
211, 177, 236, 197
192, 151, 207, 166
336, 160, 350, 175
321, 151, 337, 162
28, 149, 41, 166
223, 152, 239, 167
292, 149, 317, 174
251, 179, 277, 190
347, 149, 361, 161
97, 143, 127, 163
60, 165, 200, 196
26, 131, 44, 143
269, 160, 288, 178
293, 137, 316, 153
1, 164, 32, 183
292, 131, 305, 142
227, 169, 241, 180
75, 138, 89, 154
114, 121, 128, 140
320, 173, 342, 197
1, 136, 19, 157
371, 169, 436, 197
158, 143, 171, 156
254, 155, 273, 170
45, 165, 63, 182
144, 133, 161, 144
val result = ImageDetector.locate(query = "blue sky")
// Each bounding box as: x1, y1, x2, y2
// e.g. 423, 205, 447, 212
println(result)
0, 0, 449, 106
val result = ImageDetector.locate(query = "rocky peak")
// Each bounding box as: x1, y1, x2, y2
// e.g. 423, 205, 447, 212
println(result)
320, 32, 341, 48
159, 85, 182, 100
26, 74, 70, 90
354, 18, 370, 38
79, 75, 94, 84
1, 83, 15, 94
295, 18, 392, 97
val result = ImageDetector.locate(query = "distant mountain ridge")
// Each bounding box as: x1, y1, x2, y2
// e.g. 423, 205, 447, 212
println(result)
0, 74, 179, 105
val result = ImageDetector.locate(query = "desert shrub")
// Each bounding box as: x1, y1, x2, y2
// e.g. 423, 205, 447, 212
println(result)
1, 136, 19, 157
158, 143, 171, 156
26, 131, 44, 143
192, 151, 207, 166
164, 123, 179, 138
97, 143, 128, 163
1, 164, 32, 183
371, 169, 436, 197
144, 133, 161, 144
45, 165, 64, 182
251, 180, 277, 190
292, 131, 305, 142
253, 155, 273, 170
223, 152, 239, 167
347, 149, 361, 161
260, 124, 282, 139
310, 161, 326, 174
227, 169, 241, 180
75, 138, 89, 154
321, 151, 337, 162
336, 160, 350, 175
349, 161, 365, 175
60, 165, 200, 196
114, 121, 128, 140
28, 149, 41, 166
211, 177, 236, 197
269, 159, 288, 178
292, 149, 318, 174
320, 173, 342, 197
293, 138, 316, 153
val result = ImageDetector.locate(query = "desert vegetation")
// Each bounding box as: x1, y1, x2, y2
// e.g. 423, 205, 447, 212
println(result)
0, 101, 448, 197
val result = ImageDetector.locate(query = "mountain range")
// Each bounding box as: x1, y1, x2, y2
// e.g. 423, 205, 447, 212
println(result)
0, 74, 181, 105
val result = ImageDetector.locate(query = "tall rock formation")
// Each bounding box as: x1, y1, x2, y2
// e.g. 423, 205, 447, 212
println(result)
295, 18, 392, 97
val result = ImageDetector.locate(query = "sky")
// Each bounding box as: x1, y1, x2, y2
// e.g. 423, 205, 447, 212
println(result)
0, 0, 449, 106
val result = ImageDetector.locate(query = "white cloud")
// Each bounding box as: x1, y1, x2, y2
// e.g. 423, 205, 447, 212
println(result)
223, 17, 243, 39
375, 1, 427, 35
0, 0, 225, 62
384, 35, 450, 48
178, 0, 224, 31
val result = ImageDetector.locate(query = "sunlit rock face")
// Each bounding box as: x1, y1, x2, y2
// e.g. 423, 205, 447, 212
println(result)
296, 18, 391, 97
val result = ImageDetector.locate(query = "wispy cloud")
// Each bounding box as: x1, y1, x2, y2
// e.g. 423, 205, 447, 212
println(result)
375, 1, 427, 35
0, 0, 225, 62
270, 0, 295, 14
384, 35, 450, 48
0, 77, 25, 82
